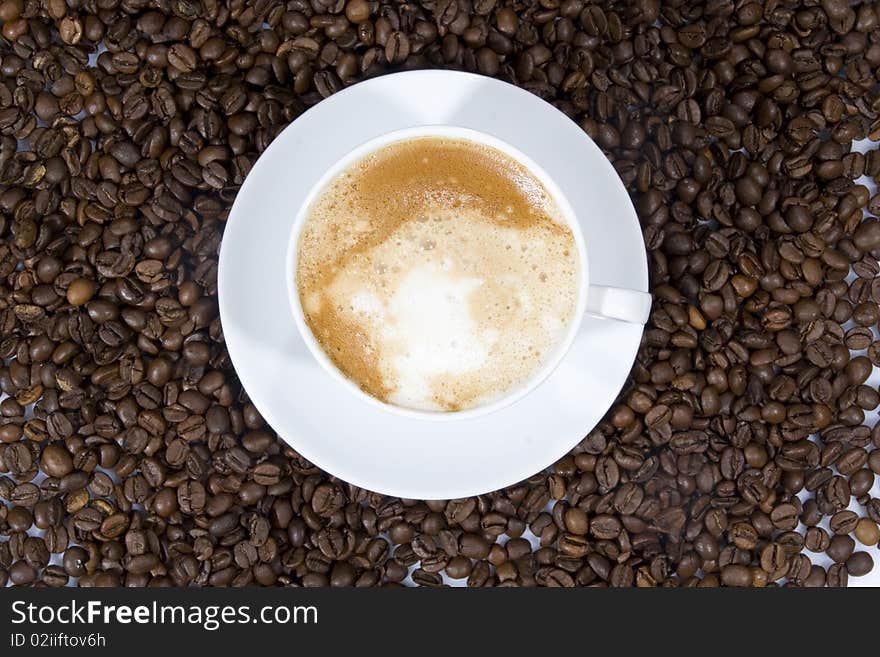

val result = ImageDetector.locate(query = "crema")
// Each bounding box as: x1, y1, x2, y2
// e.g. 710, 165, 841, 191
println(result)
296, 137, 580, 412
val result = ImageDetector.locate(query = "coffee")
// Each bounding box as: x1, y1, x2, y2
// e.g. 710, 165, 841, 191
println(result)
295, 137, 580, 411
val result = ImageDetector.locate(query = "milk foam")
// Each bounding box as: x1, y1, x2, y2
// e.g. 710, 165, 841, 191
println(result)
385, 265, 492, 409
296, 137, 579, 411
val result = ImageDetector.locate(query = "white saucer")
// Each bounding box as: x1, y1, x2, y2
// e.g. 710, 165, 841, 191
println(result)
218, 70, 649, 499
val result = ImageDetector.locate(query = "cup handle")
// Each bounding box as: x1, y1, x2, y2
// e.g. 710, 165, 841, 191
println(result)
585, 284, 652, 324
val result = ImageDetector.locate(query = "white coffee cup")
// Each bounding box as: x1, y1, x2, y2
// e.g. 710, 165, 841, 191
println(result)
286, 125, 651, 422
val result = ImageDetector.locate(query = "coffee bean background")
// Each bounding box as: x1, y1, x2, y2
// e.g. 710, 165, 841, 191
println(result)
2, 0, 880, 587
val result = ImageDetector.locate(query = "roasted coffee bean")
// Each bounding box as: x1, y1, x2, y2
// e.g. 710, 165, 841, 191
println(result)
9, 561, 37, 585
459, 534, 490, 559
805, 526, 831, 553
66, 278, 95, 306
40, 444, 73, 478
854, 519, 880, 547
445, 555, 472, 579
829, 511, 859, 536
827, 563, 849, 588
770, 504, 799, 531
846, 552, 874, 577
827, 535, 856, 564
720, 564, 752, 587
11, 483, 39, 507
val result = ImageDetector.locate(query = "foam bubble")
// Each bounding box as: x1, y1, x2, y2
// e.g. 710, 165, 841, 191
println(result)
296, 137, 579, 412
350, 291, 384, 319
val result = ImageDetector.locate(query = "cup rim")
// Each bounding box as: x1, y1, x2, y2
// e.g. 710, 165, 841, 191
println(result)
285, 124, 590, 422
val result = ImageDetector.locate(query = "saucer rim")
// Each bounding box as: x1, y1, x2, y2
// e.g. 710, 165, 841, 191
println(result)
218, 70, 649, 499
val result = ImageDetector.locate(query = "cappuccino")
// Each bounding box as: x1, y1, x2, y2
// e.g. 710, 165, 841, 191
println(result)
295, 137, 580, 412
